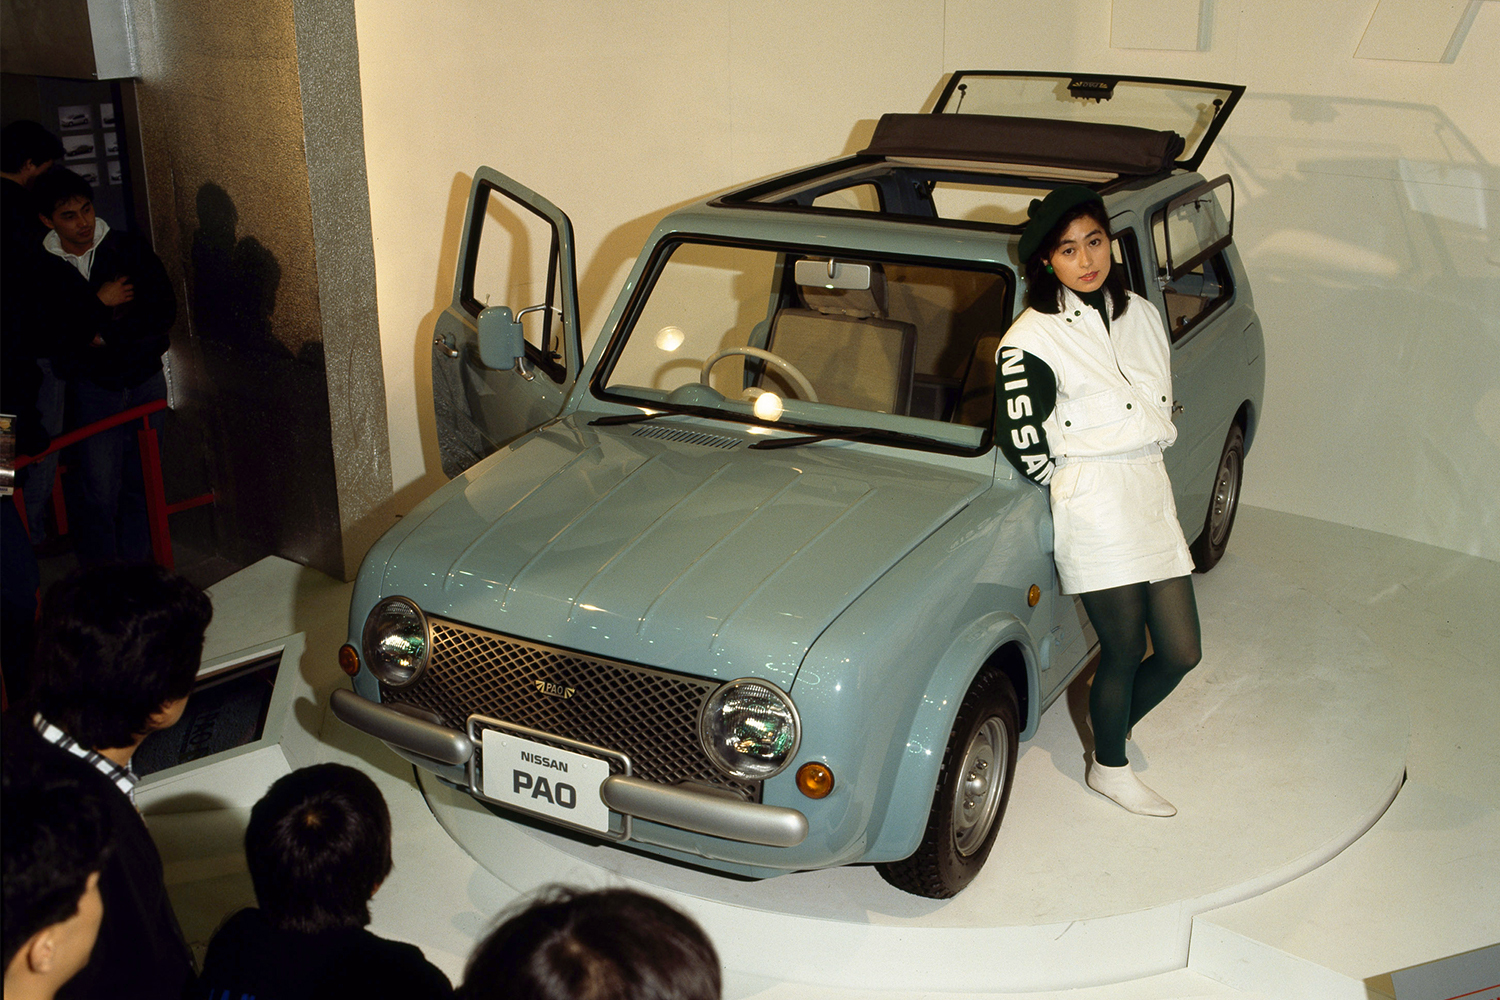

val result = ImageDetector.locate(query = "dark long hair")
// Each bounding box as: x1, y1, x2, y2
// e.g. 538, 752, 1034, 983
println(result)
1022, 202, 1128, 320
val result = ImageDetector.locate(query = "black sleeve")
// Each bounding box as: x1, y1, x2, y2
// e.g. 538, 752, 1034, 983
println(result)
32, 253, 113, 362
99, 235, 177, 354
995, 345, 1058, 486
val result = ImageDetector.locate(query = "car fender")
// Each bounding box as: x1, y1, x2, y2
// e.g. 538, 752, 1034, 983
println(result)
777, 480, 1050, 866
759, 612, 1038, 870
864, 612, 1037, 862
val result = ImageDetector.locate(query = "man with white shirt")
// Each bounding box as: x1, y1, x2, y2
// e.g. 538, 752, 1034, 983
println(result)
12, 562, 212, 999
33, 167, 177, 565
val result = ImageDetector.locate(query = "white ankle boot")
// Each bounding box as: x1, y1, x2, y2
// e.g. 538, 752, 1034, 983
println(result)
1086, 753, 1176, 817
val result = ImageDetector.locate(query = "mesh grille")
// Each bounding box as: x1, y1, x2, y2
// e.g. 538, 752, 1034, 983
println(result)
383, 617, 760, 802
630, 425, 741, 449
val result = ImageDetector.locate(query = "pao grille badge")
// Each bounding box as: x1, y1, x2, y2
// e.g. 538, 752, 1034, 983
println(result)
535, 680, 576, 699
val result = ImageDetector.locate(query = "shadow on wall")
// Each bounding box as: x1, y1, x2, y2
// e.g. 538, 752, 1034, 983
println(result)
184, 181, 343, 573
191, 182, 284, 358
1219, 93, 1500, 559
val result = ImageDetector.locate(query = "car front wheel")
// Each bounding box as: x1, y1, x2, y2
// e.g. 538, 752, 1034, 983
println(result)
877, 669, 1019, 898
1191, 422, 1245, 572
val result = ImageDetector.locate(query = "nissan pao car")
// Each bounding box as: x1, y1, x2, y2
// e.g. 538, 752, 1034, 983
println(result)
332, 72, 1264, 898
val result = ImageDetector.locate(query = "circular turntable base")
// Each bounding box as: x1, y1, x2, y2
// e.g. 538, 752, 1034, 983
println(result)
420, 556, 1407, 992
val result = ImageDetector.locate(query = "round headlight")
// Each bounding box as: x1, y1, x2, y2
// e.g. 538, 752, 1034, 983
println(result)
361, 597, 430, 688
699, 678, 800, 780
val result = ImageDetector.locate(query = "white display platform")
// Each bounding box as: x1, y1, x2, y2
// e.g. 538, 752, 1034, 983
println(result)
415, 557, 1409, 993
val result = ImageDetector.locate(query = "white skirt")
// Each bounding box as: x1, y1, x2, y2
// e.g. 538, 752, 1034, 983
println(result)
1049, 451, 1194, 595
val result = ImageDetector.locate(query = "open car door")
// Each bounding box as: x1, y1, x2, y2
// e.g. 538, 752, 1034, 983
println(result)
431, 167, 582, 477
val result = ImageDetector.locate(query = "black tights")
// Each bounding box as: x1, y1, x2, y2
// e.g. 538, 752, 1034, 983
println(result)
1080, 576, 1202, 767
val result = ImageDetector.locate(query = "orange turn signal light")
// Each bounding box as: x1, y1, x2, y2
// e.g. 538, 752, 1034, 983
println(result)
1028, 584, 1041, 607
338, 643, 361, 677
795, 762, 835, 799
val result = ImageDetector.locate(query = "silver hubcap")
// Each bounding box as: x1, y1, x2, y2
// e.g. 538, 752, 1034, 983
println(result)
1209, 447, 1241, 547
951, 717, 1008, 857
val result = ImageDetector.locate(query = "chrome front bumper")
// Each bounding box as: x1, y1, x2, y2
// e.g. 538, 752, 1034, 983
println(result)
329, 689, 808, 848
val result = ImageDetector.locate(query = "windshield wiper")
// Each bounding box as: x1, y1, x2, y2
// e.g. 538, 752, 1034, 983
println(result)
592, 410, 956, 454
749, 425, 941, 450
588, 410, 666, 426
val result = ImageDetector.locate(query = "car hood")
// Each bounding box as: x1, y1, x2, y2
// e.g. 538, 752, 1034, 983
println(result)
379, 419, 990, 688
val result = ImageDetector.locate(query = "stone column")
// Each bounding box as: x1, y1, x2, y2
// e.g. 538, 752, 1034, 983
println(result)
128, 0, 391, 580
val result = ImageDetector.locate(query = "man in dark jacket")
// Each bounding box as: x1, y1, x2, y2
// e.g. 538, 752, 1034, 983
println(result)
1, 121, 65, 698
33, 167, 176, 564
13, 562, 213, 1000
2, 743, 113, 1000
1, 120, 62, 251
198, 764, 454, 999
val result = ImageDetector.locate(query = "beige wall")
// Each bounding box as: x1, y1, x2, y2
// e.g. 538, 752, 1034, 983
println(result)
353, 0, 1500, 561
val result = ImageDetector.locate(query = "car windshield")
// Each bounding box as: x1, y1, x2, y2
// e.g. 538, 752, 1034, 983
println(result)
595, 240, 1011, 452
936, 72, 1241, 169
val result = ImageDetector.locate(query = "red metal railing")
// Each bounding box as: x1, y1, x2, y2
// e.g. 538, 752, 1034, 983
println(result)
10, 399, 214, 570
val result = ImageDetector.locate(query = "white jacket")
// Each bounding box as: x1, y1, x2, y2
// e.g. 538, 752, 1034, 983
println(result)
1000, 287, 1177, 461
998, 288, 1193, 593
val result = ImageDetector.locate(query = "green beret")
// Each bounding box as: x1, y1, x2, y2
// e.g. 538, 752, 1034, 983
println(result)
1018, 184, 1105, 266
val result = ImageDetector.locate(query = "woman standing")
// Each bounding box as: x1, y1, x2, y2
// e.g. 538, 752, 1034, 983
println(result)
998, 185, 1201, 817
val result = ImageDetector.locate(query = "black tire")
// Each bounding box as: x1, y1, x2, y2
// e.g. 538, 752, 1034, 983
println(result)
877, 670, 1019, 898
1191, 422, 1244, 573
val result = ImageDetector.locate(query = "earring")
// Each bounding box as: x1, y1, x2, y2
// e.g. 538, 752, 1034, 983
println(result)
1045, 264, 1054, 274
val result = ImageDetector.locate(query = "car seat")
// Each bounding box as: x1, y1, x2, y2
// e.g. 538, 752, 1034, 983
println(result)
763, 263, 917, 415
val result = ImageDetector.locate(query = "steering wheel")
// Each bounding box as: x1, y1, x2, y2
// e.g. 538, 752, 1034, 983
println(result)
700, 347, 818, 403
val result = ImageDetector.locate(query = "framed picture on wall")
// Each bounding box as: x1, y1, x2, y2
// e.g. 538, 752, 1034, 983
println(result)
104, 133, 120, 156
62, 135, 95, 160
58, 105, 93, 131
99, 103, 116, 127
107, 160, 122, 186
74, 164, 101, 187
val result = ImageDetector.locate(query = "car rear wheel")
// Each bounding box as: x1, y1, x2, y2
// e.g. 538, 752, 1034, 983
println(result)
1191, 422, 1244, 573
877, 669, 1019, 898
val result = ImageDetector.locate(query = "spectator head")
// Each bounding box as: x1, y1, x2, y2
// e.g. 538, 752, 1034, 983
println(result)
1, 121, 64, 183
244, 764, 394, 933
30, 563, 213, 752
460, 887, 721, 1000
32, 168, 97, 255
2, 761, 113, 997
31, 166, 93, 219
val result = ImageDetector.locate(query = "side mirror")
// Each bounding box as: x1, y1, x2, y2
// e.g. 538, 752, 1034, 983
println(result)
477, 306, 526, 370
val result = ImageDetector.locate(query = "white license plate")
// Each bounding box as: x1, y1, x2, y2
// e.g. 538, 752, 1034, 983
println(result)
478, 730, 612, 834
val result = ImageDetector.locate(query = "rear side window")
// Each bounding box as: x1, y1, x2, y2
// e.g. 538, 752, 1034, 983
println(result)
1151, 178, 1235, 342
811, 184, 883, 213
1154, 246, 1233, 341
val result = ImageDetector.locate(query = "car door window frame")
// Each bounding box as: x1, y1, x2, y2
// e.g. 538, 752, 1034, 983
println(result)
459, 181, 569, 384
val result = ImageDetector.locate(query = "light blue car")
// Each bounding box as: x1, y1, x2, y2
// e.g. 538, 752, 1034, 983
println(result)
333, 72, 1264, 897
